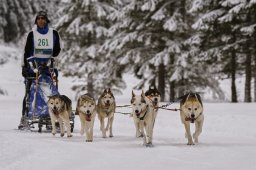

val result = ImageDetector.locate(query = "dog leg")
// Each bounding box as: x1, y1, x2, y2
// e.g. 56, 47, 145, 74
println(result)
64, 114, 72, 138
145, 123, 153, 146
134, 118, 142, 137
184, 122, 194, 145
193, 120, 203, 143
79, 115, 85, 135
99, 117, 106, 138
58, 118, 64, 137
90, 120, 95, 142
85, 127, 90, 142
50, 114, 57, 136
109, 116, 114, 137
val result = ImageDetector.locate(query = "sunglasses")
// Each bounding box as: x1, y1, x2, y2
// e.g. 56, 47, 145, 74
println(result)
37, 16, 46, 20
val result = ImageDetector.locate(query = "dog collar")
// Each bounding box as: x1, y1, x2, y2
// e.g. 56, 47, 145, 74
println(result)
185, 112, 202, 123
139, 105, 149, 120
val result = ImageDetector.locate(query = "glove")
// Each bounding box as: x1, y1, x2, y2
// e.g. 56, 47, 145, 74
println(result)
22, 66, 36, 78
22, 66, 29, 77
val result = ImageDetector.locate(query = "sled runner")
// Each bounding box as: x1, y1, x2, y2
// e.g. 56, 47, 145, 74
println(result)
18, 57, 74, 132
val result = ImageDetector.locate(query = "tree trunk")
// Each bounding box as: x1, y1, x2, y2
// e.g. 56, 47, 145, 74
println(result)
87, 72, 94, 98
169, 81, 175, 101
244, 51, 252, 102
169, 54, 175, 101
231, 50, 237, 103
158, 63, 165, 102
254, 54, 256, 102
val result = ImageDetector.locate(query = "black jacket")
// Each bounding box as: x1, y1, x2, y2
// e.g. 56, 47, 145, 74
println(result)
22, 29, 61, 77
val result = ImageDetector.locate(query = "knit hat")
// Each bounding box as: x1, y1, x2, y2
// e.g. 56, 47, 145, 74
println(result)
34, 11, 50, 24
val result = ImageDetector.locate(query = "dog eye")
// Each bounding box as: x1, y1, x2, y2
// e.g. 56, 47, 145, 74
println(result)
195, 108, 197, 111
188, 108, 191, 111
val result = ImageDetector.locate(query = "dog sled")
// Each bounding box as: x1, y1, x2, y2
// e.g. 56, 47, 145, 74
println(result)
18, 57, 75, 133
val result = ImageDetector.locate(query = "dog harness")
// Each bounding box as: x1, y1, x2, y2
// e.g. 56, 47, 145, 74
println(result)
138, 105, 149, 120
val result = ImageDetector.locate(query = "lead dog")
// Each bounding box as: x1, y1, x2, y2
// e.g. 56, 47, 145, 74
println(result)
47, 95, 72, 137
97, 88, 116, 138
180, 93, 204, 145
131, 90, 155, 147
76, 94, 96, 142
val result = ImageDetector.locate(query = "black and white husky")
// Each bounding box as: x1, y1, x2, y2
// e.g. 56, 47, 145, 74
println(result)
145, 85, 161, 127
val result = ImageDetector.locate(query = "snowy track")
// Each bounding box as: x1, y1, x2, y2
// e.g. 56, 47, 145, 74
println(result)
1, 99, 256, 170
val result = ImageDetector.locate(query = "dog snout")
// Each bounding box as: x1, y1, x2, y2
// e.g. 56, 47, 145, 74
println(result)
86, 110, 90, 114
135, 110, 139, 114
53, 106, 57, 110
191, 114, 195, 118
154, 98, 158, 102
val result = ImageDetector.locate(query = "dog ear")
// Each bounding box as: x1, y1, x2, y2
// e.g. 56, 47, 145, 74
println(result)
141, 90, 145, 98
141, 90, 146, 103
132, 90, 135, 98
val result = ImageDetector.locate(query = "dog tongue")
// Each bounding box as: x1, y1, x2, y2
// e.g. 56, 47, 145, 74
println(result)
85, 115, 91, 121
53, 109, 59, 115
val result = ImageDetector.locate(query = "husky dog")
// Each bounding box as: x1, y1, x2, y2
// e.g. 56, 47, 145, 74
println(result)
131, 90, 155, 147
76, 94, 96, 142
180, 93, 204, 145
145, 85, 161, 127
97, 88, 116, 138
47, 95, 72, 137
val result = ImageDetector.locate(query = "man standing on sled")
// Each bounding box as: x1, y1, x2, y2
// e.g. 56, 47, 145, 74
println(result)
18, 11, 61, 129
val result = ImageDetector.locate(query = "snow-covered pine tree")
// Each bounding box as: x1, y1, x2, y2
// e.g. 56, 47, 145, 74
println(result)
0, 0, 60, 43
190, 0, 256, 102
101, 0, 194, 101
55, 0, 123, 98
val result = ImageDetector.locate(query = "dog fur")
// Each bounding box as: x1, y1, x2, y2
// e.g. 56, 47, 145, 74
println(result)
76, 94, 96, 142
180, 93, 204, 145
145, 85, 161, 128
130, 90, 155, 147
97, 88, 116, 138
47, 95, 72, 137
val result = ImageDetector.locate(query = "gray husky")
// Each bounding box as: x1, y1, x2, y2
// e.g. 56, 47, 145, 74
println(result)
76, 94, 97, 142
47, 95, 72, 137
97, 88, 116, 138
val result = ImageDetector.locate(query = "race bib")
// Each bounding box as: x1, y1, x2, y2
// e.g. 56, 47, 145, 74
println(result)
33, 28, 54, 59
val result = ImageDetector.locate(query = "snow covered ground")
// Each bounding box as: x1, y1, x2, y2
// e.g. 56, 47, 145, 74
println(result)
1, 44, 256, 170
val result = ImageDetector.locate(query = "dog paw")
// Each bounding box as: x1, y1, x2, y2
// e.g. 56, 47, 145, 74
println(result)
67, 134, 73, 138
60, 133, 64, 137
187, 142, 195, 145
137, 134, 144, 138
145, 143, 153, 148
109, 135, 114, 138
52, 133, 56, 136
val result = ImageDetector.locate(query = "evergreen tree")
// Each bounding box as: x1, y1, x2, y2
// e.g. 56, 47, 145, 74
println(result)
56, 0, 123, 98
0, 0, 60, 43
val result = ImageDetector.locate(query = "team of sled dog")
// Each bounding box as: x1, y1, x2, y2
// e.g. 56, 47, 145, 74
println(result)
47, 87, 204, 146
